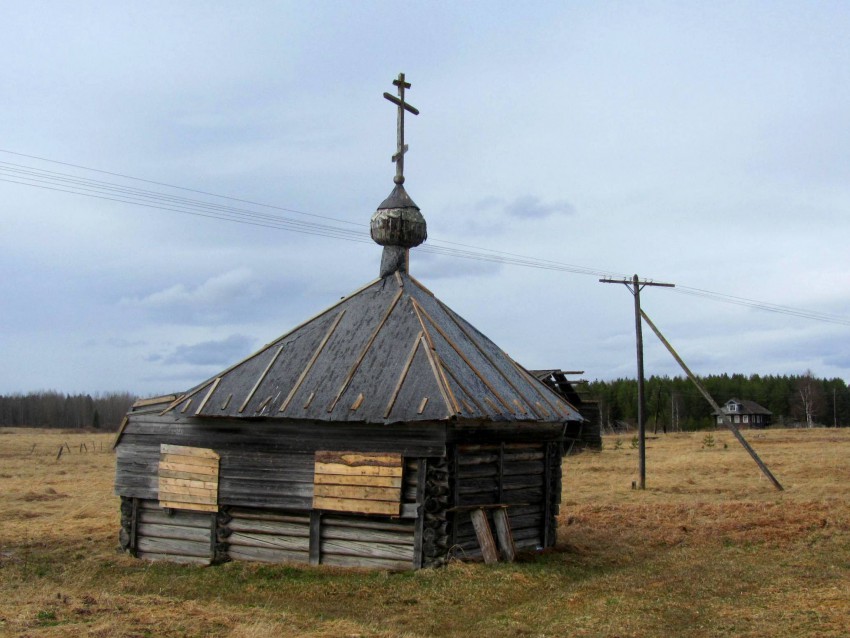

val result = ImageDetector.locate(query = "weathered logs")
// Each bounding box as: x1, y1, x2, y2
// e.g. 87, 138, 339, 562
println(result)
422, 456, 450, 567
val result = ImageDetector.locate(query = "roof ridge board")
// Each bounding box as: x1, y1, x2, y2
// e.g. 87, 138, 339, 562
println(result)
160, 378, 216, 415
188, 277, 385, 400
437, 355, 488, 416
280, 276, 383, 342
409, 298, 459, 418
439, 297, 579, 419
287, 283, 409, 422
277, 309, 347, 415
326, 286, 405, 413
410, 296, 507, 418
435, 298, 543, 420
195, 377, 222, 415
238, 344, 285, 413
383, 331, 423, 419
507, 354, 582, 420
431, 350, 462, 416
168, 277, 384, 418
417, 333, 459, 418
411, 295, 516, 415
406, 272, 435, 297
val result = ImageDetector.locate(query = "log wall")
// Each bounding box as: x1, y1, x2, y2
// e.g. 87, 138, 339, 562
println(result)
115, 414, 564, 569
126, 504, 417, 570
126, 499, 215, 565
115, 414, 446, 511
448, 442, 559, 559
319, 515, 415, 570
224, 508, 310, 564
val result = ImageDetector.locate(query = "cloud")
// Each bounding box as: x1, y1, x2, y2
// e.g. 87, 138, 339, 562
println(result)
124, 267, 262, 309
161, 334, 255, 366
120, 267, 265, 323
437, 195, 576, 239
503, 196, 576, 219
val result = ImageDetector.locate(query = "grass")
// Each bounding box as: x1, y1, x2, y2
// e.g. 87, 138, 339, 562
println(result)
1, 427, 849, 637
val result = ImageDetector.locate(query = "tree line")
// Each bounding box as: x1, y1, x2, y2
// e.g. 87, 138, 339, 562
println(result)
588, 372, 850, 432
0, 391, 137, 430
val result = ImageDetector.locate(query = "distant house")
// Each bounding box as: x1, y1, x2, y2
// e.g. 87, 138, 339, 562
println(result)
713, 398, 772, 429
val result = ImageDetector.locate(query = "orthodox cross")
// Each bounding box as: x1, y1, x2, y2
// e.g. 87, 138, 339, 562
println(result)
383, 72, 419, 185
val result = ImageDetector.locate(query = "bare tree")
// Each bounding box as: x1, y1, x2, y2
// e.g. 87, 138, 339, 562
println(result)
794, 370, 824, 427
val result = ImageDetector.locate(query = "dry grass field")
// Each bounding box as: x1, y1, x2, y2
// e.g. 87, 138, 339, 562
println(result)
1, 427, 848, 637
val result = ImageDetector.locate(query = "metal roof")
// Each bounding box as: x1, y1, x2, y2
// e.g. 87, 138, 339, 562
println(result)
713, 398, 773, 416
163, 272, 581, 425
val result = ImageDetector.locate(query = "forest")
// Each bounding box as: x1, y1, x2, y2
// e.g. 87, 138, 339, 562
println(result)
0, 391, 137, 430
588, 372, 850, 432
1, 373, 848, 432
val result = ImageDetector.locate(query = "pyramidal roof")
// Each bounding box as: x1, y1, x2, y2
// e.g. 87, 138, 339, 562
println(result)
161, 74, 580, 425
163, 270, 580, 424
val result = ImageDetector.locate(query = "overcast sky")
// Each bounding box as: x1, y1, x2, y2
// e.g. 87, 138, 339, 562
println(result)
2, 1, 849, 396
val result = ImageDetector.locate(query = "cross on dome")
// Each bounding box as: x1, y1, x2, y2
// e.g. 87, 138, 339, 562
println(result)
383, 72, 420, 185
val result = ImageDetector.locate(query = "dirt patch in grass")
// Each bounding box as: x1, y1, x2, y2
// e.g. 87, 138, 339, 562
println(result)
20, 488, 70, 502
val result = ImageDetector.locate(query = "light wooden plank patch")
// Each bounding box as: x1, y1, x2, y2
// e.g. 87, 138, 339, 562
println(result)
158, 490, 218, 505
313, 496, 400, 516
159, 477, 218, 490
158, 461, 218, 477
158, 483, 217, 499
313, 451, 403, 515
159, 468, 219, 482
314, 463, 403, 478
159, 500, 218, 513
313, 474, 402, 488
161, 453, 219, 469
161, 444, 220, 460
315, 452, 402, 467
159, 444, 219, 512
313, 484, 401, 502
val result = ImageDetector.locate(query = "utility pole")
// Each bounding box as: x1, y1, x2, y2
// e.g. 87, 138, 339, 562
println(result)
600, 275, 674, 489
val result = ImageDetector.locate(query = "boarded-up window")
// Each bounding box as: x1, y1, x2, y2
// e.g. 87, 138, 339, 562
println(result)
313, 451, 402, 516
158, 444, 220, 512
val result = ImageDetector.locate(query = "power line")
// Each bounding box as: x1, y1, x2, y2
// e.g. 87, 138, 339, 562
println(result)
0, 158, 628, 279
1, 149, 848, 327
0, 148, 363, 227
672, 286, 850, 326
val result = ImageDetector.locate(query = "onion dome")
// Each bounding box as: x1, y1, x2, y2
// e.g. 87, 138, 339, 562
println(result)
373, 73, 427, 277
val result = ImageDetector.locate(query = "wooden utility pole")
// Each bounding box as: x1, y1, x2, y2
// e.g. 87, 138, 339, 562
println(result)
600, 275, 674, 489
640, 308, 784, 491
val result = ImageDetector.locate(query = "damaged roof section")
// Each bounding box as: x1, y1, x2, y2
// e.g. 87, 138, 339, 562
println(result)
164, 272, 581, 425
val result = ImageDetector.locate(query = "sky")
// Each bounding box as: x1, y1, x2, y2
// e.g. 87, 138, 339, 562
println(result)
1, 1, 849, 396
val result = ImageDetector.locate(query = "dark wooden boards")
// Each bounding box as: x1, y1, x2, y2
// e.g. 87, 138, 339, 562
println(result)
448, 441, 559, 560
225, 508, 310, 564
319, 514, 414, 570
133, 500, 213, 565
